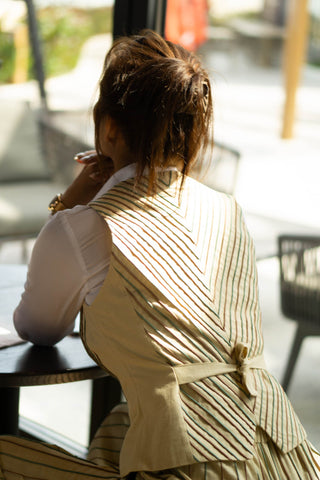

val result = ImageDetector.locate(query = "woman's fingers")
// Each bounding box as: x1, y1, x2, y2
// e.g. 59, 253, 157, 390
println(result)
72, 151, 114, 192
86, 162, 105, 183
60, 151, 116, 208
83, 157, 113, 184
74, 152, 114, 180
74, 150, 97, 164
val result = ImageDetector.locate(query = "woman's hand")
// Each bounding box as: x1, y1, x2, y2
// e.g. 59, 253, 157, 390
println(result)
61, 150, 114, 208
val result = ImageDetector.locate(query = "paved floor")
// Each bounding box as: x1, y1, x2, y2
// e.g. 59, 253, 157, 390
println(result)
0, 33, 319, 450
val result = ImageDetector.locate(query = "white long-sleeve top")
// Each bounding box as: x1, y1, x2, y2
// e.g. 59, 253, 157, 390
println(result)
13, 164, 138, 346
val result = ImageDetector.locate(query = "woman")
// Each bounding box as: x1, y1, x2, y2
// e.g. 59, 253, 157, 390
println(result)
1, 30, 319, 479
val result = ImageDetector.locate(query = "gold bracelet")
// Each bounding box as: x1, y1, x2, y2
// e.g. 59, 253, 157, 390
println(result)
48, 193, 67, 215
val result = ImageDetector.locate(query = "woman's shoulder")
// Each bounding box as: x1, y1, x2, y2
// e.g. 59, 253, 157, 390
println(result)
43, 204, 109, 249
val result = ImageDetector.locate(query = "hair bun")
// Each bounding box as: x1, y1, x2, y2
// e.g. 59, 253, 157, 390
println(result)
94, 30, 213, 188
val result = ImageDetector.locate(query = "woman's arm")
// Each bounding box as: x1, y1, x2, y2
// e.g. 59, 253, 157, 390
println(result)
13, 152, 113, 346
13, 207, 111, 346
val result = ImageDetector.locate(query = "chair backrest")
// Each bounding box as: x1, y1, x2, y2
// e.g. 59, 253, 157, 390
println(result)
189, 140, 240, 195
0, 100, 51, 183
38, 110, 92, 184
278, 235, 320, 324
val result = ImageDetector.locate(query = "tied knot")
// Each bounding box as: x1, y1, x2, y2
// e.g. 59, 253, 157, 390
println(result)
173, 344, 266, 394
233, 343, 259, 397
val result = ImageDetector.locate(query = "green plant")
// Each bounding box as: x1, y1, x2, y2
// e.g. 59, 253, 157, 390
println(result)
0, 31, 15, 83
38, 7, 112, 79
0, 6, 112, 84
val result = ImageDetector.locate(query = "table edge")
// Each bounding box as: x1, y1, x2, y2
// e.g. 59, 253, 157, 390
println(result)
0, 366, 107, 387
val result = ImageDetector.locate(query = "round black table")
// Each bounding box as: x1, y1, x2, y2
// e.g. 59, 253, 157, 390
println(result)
0, 264, 121, 441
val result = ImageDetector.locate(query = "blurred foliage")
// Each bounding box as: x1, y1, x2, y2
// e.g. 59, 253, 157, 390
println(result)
309, 14, 320, 66
0, 31, 16, 83
0, 6, 112, 84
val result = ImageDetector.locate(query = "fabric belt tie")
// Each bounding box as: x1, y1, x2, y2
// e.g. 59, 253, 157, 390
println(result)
173, 343, 266, 397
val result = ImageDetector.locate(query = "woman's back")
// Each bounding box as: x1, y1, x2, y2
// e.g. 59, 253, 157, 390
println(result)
83, 171, 305, 476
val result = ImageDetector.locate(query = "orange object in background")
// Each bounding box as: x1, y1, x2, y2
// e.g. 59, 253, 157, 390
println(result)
165, 0, 208, 51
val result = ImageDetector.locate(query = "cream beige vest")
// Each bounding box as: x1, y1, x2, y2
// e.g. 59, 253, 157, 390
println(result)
82, 171, 306, 476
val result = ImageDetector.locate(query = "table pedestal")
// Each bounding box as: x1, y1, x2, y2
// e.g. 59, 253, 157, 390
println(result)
1, 387, 20, 435
0, 377, 122, 455
90, 376, 122, 441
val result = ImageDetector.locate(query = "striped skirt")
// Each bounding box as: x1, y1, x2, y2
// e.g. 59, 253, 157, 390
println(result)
0, 403, 319, 480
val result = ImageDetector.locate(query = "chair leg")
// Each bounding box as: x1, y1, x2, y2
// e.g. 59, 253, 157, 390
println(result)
89, 376, 122, 442
281, 323, 305, 393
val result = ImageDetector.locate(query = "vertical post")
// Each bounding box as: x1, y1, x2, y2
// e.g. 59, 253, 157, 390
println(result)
281, 0, 309, 139
24, 0, 47, 109
13, 24, 29, 83
147, 0, 168, 36
112, 0, 131, 39
113, 0, 167, 39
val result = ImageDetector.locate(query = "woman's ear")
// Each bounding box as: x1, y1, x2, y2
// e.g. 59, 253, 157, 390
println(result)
104, 116, 119, 143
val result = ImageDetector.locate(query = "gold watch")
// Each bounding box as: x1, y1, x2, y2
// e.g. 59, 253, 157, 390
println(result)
48, 193, 67, 215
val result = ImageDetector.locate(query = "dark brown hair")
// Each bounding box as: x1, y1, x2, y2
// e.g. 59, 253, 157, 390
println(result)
93, 29, 213, 190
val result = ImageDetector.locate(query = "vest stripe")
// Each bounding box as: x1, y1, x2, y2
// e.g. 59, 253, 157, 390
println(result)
181, 388, 253, 457
182, 403, 247, 459
113, 255, 230, 359
200, 379, 254, 427
110, 224, 221, 323
186, 382, 253, 437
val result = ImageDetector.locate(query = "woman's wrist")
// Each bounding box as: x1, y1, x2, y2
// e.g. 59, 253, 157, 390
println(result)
48, 151, 113, 215
48, 193, 69, 215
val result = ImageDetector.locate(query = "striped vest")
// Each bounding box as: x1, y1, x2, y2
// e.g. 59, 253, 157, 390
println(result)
82, 171, 306, 476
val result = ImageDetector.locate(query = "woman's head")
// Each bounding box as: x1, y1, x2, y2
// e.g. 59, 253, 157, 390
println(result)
94, 29, 213, 188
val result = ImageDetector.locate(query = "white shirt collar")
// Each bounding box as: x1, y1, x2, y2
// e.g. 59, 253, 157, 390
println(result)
92, 163, 137, 201
92, 163, 178, 201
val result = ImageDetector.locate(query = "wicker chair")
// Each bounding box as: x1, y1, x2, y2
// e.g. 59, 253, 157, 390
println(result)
190, 141, 240, 195
0, 0, 92, 262
278, 234, 320, 392
0, 101, 91, 262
